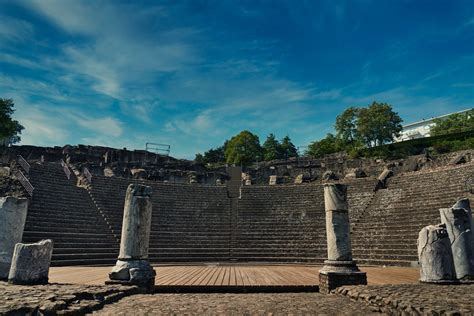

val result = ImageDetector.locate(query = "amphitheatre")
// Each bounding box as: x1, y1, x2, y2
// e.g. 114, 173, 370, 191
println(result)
1, 143, 474, 314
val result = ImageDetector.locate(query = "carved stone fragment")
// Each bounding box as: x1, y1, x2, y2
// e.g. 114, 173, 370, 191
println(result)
417, 224, 456, 283
440, 199, 474, 280
8, 239, 53, 285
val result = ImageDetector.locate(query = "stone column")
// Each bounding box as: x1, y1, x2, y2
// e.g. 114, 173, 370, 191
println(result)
440, 198, 474, 280
0, 197, 28, 279
417, 224, 456, 283
107, 184, 156, 293
319, 184, 366, 293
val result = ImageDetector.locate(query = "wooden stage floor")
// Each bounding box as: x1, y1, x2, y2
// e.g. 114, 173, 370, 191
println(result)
49, 264, 419, 287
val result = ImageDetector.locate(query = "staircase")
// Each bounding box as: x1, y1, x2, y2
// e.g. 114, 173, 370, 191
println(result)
22, 162, 119, 266
233, 184, 327, 263
351, 163, 474, 266
88, 175, 232, 263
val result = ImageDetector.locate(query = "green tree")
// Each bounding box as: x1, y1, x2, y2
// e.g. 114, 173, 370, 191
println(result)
357, 102, 402, 147
224, 130, 263, 166
431, 109, 474, 136
335, 107, 359, 146
0, 98, 24, 145
194, 153, 204, 163
306, 133, 342, 158
262, 133, 281, 161
280, 135, 298, 159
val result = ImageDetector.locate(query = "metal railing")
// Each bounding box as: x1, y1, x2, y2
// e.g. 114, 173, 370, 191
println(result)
17, 155, 30, 174
14, 169, 34, 197
61, 160, 71, 180
83, 167, 92, 183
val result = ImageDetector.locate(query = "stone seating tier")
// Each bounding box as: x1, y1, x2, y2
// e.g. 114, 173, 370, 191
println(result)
23, 163, 118, 266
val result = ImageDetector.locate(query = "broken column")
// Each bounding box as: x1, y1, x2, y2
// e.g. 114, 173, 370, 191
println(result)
108, 184, 156, 292
8, 239, 53, 285
440, 198, 474, 280
0, 197, 28, 279
417, 224, 456, 283
319, 183, 367, 293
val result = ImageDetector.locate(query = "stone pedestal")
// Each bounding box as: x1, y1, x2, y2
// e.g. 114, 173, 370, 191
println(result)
8, 239, 53, 285
417, 224, 456, 283
108, 184, 156, 293
440, 199, 474, 280
319, 184, 366, 293
0, 197, 28, 279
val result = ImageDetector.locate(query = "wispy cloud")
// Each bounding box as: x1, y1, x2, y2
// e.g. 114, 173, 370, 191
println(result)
0, 15, 34, 43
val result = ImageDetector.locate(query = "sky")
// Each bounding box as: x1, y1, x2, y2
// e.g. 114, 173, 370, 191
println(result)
0, 0, 473, 159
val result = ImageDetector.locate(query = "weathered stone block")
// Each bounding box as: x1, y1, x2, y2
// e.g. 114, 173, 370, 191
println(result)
294, 174, 303, 184
440, 199, 474, 280
322, 170, 338, 181
269, 175, 277, 185
0, 166, 10, 177
0, 196, 28, 279
8, 239, 53, 285
417, 224, 456, 283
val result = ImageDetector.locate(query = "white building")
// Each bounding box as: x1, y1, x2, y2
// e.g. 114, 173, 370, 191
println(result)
394, 109, 472, 142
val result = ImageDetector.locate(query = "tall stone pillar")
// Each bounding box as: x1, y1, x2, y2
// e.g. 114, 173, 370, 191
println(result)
107, 184, 156, 292
319, 184, 366, 293
0, 197, 28, 279
440, 198, 474, 281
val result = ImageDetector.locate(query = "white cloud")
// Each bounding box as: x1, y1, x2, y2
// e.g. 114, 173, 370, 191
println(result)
75, 116, 123, 138
0, 15, 34, 43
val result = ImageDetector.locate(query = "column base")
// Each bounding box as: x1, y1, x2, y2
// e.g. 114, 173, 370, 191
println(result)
318, 260, 367, 294
107, 259, 156, 294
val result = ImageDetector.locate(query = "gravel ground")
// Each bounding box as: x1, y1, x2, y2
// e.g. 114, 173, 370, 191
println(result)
94, 292, 381, 315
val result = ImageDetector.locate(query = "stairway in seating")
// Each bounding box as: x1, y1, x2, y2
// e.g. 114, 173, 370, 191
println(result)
234, 184, 327, 263
351, 163, 474, 266
23, 162, 119, 266
88, 175, 232, 263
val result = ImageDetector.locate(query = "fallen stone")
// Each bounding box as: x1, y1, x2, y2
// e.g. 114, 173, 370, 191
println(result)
103, 167, 115, 177
322, 170, 338, 181
0, 167, 10, 177
417, 224, 456, 283
8, 239, 53, 285
344, 168, 366, 179
449, 154, 467, 165
131, 168, 147, 180
0, 196, 28, 279
294, 174, 303, 184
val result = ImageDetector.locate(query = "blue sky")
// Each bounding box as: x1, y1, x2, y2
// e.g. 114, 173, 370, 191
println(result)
0, 0, 473, 159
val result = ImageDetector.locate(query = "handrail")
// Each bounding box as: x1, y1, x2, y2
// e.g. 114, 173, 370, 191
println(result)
83, 167, 92, 183
61, 160, 71, 180
17, 155, 30, 174
14, 169, 34, 197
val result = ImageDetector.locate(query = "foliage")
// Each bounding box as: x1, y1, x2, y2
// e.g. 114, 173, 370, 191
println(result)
335, 107, 359, 146
0, 98, 24, 145
431, 109, 474, 136
262, 133, 281, 161
195, 145, 226, 164
306, 133, 343, 158
356, 102, 403, 147
280, 135, 298, 159
224, 130, 263, 166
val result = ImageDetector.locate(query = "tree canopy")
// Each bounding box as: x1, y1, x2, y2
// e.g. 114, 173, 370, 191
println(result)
0, 98, 24, 145
224, 130, 263, 166
306, 133, 343, 158
430, 109, 474, 136
195, 145, 226, 164
262, 133, 281, 161
280, 135, 298, 159
357, 102, 403, 147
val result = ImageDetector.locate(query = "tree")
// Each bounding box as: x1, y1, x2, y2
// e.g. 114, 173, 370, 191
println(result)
335, 107, 359, 146
224, 130, 263, 166
194, 153, 204, 163
357, 102, 402, 147
306, 133, 342, 158
262, 133, 281, 161
280, 135, 298, 159
0, 98, 24, 145
430, 109, 474, 136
